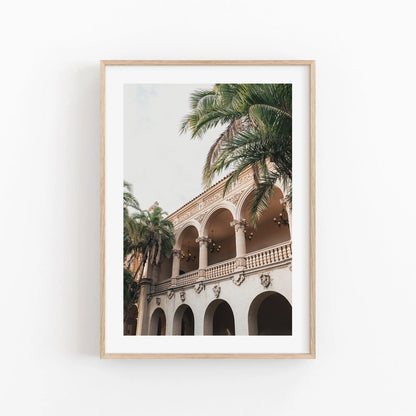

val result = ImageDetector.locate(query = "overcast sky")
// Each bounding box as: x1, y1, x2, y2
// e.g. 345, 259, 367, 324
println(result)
124, 84, 225, 214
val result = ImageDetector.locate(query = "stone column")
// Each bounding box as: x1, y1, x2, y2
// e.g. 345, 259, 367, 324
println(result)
231, 219, 247, 270
196, 236, 211, 280
135, 278, 152, 335
171, 249, 181, 286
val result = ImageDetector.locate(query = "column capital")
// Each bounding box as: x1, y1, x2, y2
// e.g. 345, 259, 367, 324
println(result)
196, 236, 211, 246
171, 249, 182, 259
230, 219, 248, 231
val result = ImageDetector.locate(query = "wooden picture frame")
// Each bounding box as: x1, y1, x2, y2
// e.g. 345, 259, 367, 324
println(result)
100, 60, 315, 359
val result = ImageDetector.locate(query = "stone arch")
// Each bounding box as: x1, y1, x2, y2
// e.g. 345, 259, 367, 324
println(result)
172, 304, 195, 335
200, 202, 236, 235
248, 291, 292, 335
201, 206, 236, 266
238, 185, 291, 252
174, 224, 199, 274
236, 183, 287, 220
235, 184, 257, 221
174, 220, 201, 249
204, 299, 235, 335
149, 307, 166, 335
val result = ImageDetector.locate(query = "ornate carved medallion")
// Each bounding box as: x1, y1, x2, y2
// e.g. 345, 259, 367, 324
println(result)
232, 273, 245, 286
259, 273, 271, 288
167, 290, 174, 299
156, 297, 161, 306
194, 282, 204, 294
212, 284, 221, 298
180, 291, 186, 302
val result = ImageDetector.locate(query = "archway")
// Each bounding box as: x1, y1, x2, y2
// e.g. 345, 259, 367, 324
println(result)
240, 186, 291, 253
172, 304, 195, 335
204, 299, 235, 335
176, 225, 199, 274
203, 208, 235, 266
124, 305, 138, 336
149, 308, 166, 335
248, 291, 292, 335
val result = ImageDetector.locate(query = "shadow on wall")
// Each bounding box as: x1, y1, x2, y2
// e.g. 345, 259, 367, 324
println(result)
73, 65, 101, 356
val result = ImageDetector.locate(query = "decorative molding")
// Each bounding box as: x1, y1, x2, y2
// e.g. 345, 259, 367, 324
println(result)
180, 291, 186, 302
194, 282, 204, 294
196, 236, 211, 246
259, 273, 271, 288
167, 290, 174, 299
230, 219, 247, 231
197, 269, 206, 279
195, 213, 205, 223
156, 297, 161, 306
232, 273, 245, 286
212, 284, 221, 298
235, 257, 246, 268
171, 249, 182, 259
226, 191, 242, 206
170, 172, 255, 228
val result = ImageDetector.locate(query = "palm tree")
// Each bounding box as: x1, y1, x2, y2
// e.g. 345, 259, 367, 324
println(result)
132, 205, 175, 280
123, 181, 140, 261
181, 84, 292, 224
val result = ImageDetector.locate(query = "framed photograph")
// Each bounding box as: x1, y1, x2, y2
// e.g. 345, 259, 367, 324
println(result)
100, 60, 315, 358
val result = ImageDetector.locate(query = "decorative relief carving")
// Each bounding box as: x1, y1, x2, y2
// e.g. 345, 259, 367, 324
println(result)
171, 172, 255, 228
171, 249, 182, 259
194, 282, 204, 294
180, 291, 186, 302
235, 257, 246, 268
196, 236, 211, 246
197, 269, 206, 279
195, 213, 205, 223
167, 290, 174, 299
232, 273, 245, 286
156, 297, 161, 306
203, 192, 222, 208
230, 219, 247, 232
259, 273, 271, 288
212, 285, 221, 298
146, 294, 152, 303
226, 191, 242, 206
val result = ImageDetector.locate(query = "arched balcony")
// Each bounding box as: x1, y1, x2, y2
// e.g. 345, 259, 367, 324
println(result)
177, 225, 199, 274
153, 185, 292, 294
240, 186, 291, 254
204, 208, 236, 266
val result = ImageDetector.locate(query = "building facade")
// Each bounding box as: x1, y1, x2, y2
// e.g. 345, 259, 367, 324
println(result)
132, 169, 293, 336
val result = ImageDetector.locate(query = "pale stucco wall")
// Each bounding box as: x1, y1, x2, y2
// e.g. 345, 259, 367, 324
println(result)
146, 263, 292, 336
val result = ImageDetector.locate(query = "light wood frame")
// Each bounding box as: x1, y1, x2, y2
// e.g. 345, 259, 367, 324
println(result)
100, 60, 316, 359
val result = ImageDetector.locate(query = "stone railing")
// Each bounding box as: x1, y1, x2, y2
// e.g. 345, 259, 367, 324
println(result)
205, 258, 236, 280
176, 270, 199, 286
245, 241, 292, 269
151, 241, 292, 293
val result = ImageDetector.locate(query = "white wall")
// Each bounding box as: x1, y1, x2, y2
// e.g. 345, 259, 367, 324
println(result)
1, 1, 415, 415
